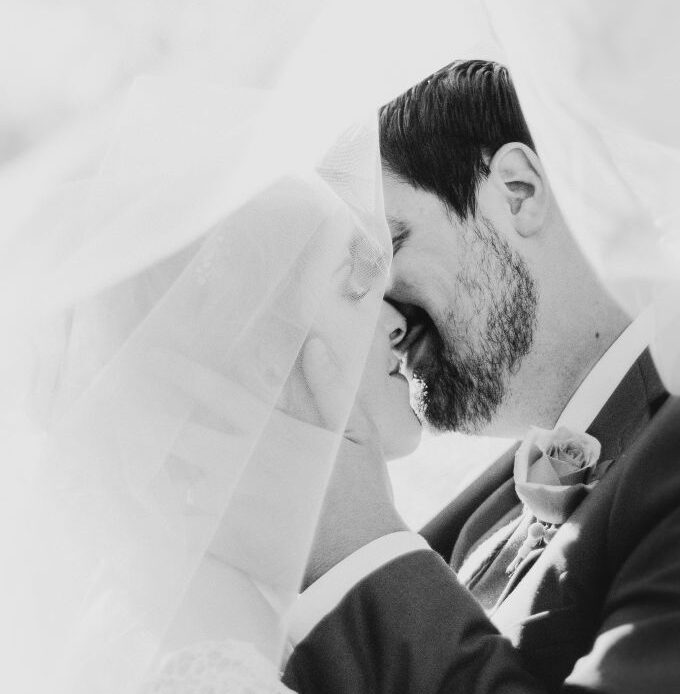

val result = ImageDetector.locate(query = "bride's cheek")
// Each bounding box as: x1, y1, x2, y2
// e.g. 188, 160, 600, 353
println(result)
355, 349, 389, 423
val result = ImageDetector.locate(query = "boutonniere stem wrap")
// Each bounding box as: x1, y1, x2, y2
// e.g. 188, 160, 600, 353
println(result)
507, 426, 607, 576
505, 520, 559, 576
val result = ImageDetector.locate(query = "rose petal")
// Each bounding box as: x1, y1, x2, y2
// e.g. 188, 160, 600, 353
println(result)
557, 467, 590, 485
564, 448, 587, 466
548, 456, 582, 479
513, 429, 547, 485
527, 453, 562, 485
547, 428, 599, 458
547, 444, 580, 466
553, 428, 601, 464
515, 480, 596, 524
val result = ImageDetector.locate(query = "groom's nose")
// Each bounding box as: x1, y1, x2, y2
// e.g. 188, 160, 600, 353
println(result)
384, 296, 430, 360
381, 301, 407, 348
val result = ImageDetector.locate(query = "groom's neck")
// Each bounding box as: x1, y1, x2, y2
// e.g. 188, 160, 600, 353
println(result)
482, 259, 631, 439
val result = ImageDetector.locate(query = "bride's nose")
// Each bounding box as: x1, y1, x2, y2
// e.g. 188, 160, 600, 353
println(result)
380, 301, 407, 348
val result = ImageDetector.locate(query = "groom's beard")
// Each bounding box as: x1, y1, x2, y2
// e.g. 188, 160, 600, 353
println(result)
412, 216, 538, 434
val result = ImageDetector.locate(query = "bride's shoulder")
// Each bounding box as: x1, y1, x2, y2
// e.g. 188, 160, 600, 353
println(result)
146, 640, 294, 694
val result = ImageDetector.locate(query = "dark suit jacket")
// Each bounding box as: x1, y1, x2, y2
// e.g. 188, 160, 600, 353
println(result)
284, 351, 680, 693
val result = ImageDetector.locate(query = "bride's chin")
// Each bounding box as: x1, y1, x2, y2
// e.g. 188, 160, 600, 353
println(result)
381, 413, 422, 461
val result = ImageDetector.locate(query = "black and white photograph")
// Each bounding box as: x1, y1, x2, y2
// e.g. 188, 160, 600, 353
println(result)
2, 1, 679, 692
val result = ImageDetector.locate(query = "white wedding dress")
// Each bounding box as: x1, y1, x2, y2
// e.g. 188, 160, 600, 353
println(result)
145, 642, 293, 693
2, 2, 680, 693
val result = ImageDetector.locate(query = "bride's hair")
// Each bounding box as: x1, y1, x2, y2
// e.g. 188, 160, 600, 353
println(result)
379, 59, 535, 222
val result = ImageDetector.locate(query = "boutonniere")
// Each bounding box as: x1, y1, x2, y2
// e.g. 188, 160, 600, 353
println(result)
507, 426, 611, 575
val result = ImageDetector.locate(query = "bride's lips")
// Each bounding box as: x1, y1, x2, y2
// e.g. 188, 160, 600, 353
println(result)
392, 373, 410, 390
388, 358, 409, 386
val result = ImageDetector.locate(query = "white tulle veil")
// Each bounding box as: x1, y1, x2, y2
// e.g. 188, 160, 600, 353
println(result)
2, 1, 679, 692
1, 86, 393, 693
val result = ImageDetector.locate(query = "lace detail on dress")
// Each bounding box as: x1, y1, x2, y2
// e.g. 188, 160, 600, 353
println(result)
145, 640, 295, 694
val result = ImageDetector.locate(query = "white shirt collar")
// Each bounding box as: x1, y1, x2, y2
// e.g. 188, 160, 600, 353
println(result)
555, 308, 654, 432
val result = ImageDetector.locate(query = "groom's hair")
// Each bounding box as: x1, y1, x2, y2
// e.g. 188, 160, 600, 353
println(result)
379, 59, 535, 221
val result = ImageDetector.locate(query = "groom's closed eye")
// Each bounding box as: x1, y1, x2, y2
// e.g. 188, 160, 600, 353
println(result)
387, 217, 412, 256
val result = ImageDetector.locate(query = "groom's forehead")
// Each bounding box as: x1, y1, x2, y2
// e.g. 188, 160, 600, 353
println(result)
383, 170, 455, 221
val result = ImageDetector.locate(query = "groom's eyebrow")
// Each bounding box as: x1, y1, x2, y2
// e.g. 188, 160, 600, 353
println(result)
387, 217, 412, 255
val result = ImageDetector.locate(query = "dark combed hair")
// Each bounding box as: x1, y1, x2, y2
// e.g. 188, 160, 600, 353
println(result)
379, 60, 535, 221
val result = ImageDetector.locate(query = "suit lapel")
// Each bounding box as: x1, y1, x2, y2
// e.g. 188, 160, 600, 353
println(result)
450, 476, 519, 572
489, 447, 623, 635
587, 349, 666, 461
494, 352, 666, 628
452, 349, 667, 611
421, 441, 518, 560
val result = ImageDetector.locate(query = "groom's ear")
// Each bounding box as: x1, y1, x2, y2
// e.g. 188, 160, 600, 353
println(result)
488, 143, 548, 238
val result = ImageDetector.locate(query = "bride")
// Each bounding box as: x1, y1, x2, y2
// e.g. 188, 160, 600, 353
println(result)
150, 283, 423, 694
2, 82, 423, 691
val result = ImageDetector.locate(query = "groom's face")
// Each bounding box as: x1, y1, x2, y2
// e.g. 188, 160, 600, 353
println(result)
383, 171, 537, 434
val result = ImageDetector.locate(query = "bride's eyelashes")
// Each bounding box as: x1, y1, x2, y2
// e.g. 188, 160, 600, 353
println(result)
341, 255, 379, 301
343, 271, 373, 301
341, 234, 389, 302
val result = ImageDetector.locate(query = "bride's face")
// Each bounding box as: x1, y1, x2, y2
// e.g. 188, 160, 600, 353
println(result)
323, 233, 422, 460
300, 225, 421, 460
355, 301, 422, 460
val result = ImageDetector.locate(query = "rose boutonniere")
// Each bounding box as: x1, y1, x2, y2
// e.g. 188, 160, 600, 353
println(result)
507, 426, 611, 576
514, 426, 607, 525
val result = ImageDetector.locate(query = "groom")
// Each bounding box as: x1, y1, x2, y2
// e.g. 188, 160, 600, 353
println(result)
283, 60, 680, 692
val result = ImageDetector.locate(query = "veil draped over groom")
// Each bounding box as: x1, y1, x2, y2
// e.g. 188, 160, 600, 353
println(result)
1, 0, 679, 692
